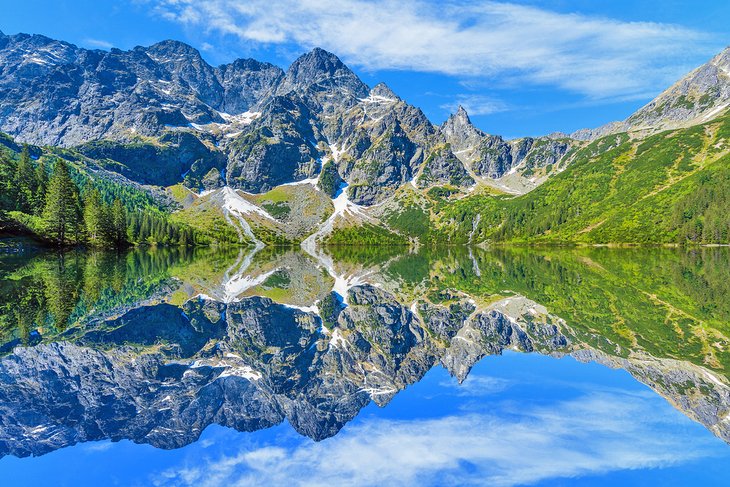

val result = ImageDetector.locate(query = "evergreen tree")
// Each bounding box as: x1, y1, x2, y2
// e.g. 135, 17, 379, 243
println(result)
111, 198, 127, 245
43, 159, 82, 246
14, 145, 35, 212
33, 162, 48, 215
84, 187, 106, 245
0, 152, 13, 212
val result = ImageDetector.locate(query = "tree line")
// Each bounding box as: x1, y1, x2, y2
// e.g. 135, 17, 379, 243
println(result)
1, 146, 197, 247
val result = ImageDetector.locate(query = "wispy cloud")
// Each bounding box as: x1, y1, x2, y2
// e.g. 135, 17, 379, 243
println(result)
145, 0, 715, 100
82, 441, 114, 452
150, 391, 717, 487
440, 95, 509, 116
83, 38, 114, 49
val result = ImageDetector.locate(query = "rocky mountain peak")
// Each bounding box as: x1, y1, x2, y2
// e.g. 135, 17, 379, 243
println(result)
370, 82, 400, 100
276, 47, 369, 108
624, 47, 730, 131
143, 39, 205, 62
285, 47, 348, 81
574, 46, 730, 140
444, 105, 475, 129
441, 105, 485, 152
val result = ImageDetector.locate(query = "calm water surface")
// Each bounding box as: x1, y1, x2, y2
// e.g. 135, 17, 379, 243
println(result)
0, 244, 729, 486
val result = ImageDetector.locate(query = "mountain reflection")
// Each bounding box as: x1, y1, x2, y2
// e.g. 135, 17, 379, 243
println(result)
0, 245, 729, 458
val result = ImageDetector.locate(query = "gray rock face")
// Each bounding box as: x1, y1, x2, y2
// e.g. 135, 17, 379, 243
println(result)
226, 94, 319, 192
2, 31, 727, 203
0, 34, 441, 201
218, 58, 284, 115
0, 34, 284, 147
78, 131, 227, 188
440, 106, 574, 179
275, 47, 369, 114
626, 47, 730, 130
416, 145, 475, 188
326, 83, 437, 204
440, 106, 485, 153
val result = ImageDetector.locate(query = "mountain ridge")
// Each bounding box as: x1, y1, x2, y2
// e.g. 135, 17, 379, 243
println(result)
2, 31, 730, 247
0, 31, 575, 202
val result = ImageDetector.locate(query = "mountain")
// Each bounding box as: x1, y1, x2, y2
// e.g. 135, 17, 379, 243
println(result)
573, 47, 730, 140
441, 105, 574, 193
0, 32, 574, 203
0, 33, 284, 146
2, 31, 730, 247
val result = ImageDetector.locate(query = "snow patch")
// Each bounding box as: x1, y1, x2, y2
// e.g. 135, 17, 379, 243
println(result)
329, 143, 345, 163
219, 111, 261, 125
282, 303, 319, 314
330, 328, 349, 349
359, 94, 398, 104
224, 269, 276, 302
221, 186, 275, 222
280, 177, 319, 187
358, 386, 397, 396
701, 102, 730, 122
301, 180, 367, 256
218, 365, 263, 381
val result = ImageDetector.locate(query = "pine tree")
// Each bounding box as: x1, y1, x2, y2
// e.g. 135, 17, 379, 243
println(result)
33, 162, 48, 215
0, 152, 13, 212
84, 187, 105, 246
111, 198, 127, 245
14, 145, 35, 213
43, 159, 82, 246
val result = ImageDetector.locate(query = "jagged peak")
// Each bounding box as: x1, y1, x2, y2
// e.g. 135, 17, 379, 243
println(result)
277, 46, 369, 102
370, 82, 400, 100
144, 39, 204, 60
443, 105, 473, 129
455, 105, 470, 122
224, 57, 281, 72
289, 47, 346, 73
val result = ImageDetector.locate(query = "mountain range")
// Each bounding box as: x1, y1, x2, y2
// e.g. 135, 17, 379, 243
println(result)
1, 30, 730, 246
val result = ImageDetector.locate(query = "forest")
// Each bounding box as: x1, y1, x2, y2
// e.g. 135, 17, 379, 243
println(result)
0, 145, 218, 248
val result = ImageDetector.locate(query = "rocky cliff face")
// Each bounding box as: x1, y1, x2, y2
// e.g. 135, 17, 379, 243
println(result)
626, 47, 730, 131
0, 31, 581, 201
441, 105, 573, 181
0, 33, 283, 146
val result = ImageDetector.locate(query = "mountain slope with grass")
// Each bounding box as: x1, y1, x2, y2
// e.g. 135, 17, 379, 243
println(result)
432, 112, 730, 245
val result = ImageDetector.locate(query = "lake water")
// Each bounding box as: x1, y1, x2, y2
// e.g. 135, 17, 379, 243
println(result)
0, 244, 729, 486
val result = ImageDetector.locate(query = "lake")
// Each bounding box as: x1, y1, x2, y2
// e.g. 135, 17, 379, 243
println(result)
0, 244, 729, 486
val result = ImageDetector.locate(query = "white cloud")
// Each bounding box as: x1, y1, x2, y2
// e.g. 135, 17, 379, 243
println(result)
151, 391, 718, 487
84, 38, 114, 49
440, 95, 509, 116
146, 0, 715, 99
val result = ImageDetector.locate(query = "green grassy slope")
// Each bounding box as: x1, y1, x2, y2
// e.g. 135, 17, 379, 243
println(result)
435, 113, 730, 245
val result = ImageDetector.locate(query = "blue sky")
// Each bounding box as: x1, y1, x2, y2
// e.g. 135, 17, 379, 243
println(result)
1, 352, 728, 486
2, 1, 730, 137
